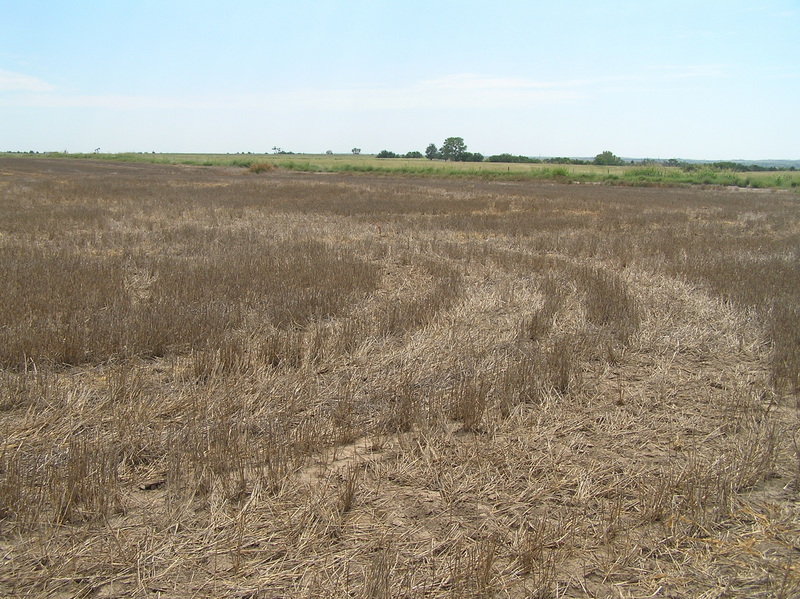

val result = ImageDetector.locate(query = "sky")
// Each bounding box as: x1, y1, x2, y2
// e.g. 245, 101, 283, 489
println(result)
1, 0, 798, 160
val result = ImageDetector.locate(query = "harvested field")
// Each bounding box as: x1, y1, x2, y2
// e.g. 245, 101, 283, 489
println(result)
1, 157, 798, 598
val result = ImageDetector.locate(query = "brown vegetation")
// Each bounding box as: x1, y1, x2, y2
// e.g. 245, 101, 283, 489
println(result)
1, 157, 798, 597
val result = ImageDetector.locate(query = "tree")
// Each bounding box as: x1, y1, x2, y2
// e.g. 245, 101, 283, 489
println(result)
425, 143, 439, 160
487, 153, 542, 164
376, 150, 399, 158
440, 137, 467, 161
351, 148, 361, 155
404, 151, 423, 159
593, 151, 625, 166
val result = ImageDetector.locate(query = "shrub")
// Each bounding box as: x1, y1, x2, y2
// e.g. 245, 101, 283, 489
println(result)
248, 161, 274, 173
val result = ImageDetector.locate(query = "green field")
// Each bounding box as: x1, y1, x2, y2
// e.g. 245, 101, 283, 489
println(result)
6, 151, 800, 190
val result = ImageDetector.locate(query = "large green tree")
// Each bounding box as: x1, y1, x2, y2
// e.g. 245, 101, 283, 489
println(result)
440, 137, 467, 161
425, 143, 439, 160
593, 150, 625, 166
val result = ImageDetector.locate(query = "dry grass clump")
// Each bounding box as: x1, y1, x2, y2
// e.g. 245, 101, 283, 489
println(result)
0, 157, 798, 598
247, 161, 275, 173
0, 224, 380, 369
575, 265, 640, 342
769, 302, 800, 394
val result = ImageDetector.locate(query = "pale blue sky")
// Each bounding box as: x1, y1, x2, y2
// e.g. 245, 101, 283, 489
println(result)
1, 0, 798, 159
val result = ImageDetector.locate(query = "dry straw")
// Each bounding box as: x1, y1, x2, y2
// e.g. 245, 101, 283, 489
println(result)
0, 157, 798, 597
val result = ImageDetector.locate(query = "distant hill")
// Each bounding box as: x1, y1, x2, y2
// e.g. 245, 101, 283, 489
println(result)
724, 159, 800, 169
622, 158, 800, 169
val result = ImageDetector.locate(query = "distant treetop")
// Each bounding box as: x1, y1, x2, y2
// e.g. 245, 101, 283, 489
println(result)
593, 151, 625, 166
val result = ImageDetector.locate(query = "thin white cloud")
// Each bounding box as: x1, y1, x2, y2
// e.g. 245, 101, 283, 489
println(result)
0, 67, 729, 112
0, 69, 56, 92
215, 74, 589, 112
742, 3, 798, 18
645, 64, 727, 79
762, 65, 800, 80
277, 75, 587, 110
1, 92, 193, 109
0, 74, 584, 111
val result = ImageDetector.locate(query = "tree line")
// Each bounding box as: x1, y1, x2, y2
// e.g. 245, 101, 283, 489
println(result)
374, 140, 797, 172
377, 138, 627, 166
376, 137, 484, 162
376, 150, 423, 159
662, 159, 796, 172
